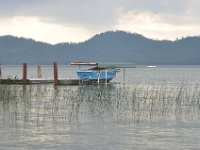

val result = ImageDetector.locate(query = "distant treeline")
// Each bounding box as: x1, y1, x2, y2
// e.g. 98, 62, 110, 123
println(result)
0, 31, 200, 65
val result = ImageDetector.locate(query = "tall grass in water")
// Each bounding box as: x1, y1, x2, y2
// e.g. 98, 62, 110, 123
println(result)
0, 85, 20, 101
1, 82, 200, 127
115, 82, 200, 122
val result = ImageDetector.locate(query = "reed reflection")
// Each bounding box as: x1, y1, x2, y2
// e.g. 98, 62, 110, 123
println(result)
1, 82, 200, 129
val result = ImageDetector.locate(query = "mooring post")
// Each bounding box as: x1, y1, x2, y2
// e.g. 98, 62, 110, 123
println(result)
23, 63, 27, 82
53, 62, 58, 85
38, 65, 42, 78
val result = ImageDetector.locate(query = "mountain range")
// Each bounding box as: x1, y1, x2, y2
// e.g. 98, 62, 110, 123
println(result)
0, 30, 200, 65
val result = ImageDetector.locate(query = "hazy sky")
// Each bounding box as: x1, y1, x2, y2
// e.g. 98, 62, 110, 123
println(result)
0, 0, 200, 44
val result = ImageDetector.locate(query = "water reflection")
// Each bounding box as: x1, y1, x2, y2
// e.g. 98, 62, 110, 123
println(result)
1, 83, 200, 149
1, 82, 200, 129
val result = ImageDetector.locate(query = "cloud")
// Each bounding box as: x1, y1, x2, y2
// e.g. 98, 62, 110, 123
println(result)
1, 0, 200, 25
0, 0, 200, 42
114, 10, 200, 40
0, 16, 92, 44
0, 0, 120, 30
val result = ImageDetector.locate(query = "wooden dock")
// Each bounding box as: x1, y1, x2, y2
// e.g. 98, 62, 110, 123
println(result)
0, 79, 113, 85
0, 62, 82, 85
0, 62, 115, 86
0, 79, 81, 85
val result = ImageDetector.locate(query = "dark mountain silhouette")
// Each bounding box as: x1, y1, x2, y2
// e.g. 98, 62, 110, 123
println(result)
0, 31, 200, 65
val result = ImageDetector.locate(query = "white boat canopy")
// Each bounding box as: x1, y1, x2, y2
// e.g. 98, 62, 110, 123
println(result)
70, 61, 136, 83
70, 62, 136, 68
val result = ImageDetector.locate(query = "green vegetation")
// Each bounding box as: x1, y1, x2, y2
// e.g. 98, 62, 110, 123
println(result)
1, 82, 200, 126
0, 31, 200, 64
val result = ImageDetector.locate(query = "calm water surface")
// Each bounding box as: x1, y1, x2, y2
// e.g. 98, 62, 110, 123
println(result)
1, 65, 200, 149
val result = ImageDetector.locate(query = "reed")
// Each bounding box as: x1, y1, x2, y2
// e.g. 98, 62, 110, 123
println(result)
0, 85, 20, 101
1, 81, 200, 126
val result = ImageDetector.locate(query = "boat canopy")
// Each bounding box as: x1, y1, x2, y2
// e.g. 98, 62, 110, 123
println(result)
97, 62, 136, 68
70, 62, 98, 66
70, 62, 136, 68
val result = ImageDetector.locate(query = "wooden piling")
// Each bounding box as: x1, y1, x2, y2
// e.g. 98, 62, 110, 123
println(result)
38, 65, 42, 78
23, 63, 27, 82
53, 62, 58, 85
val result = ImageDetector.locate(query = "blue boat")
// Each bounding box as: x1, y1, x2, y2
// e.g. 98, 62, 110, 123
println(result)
77, 69, 117, 82
70, 62, 136, 83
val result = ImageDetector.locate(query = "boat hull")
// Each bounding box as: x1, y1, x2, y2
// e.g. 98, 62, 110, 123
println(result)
77, 70, 116, 82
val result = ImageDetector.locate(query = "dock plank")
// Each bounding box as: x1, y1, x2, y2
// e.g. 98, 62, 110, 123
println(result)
0, 79, 112, 85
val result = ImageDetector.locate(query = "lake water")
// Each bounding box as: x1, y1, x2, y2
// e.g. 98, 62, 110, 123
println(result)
1, 65, 200, 149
